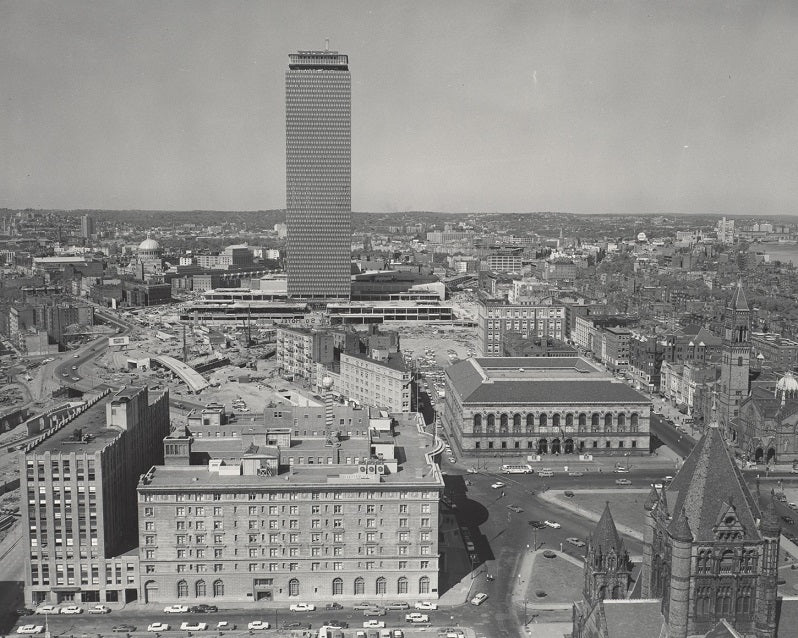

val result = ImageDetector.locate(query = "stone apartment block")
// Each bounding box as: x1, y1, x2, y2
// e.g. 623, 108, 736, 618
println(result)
477, 296, 565, 356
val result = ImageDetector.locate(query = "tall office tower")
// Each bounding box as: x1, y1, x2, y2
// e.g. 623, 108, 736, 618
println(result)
80, 214, 95, 240
285, 49, 351, 300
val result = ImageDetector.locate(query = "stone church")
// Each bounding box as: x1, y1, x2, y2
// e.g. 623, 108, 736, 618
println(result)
573, 422, 798, 637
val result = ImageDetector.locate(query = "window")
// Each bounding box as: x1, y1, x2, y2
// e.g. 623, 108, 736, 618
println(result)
376, 577, 386, 595
213, 580, 223, 597
177, 580, 188, 598
397, 576, 408, 594
195, 580, 206, 597
354, 576, 364, 595
332, 577, 343, 595
288, 578, 299, 596
419, 576, 430, 594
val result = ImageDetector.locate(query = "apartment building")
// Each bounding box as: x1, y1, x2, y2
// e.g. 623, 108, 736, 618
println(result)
136, 413, 442, 604
338, 351, 411, 412
277, 326, 335, 385
477, 296, 565, 356
22, 387, 170, 606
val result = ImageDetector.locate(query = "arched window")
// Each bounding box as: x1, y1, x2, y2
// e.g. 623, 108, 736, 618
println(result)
579, 413, 587, 427
288, 578, 299, 597
604, 413, 613, 428
630, 413, 639, 429
473, 414, 482, 428
353, 577, 364, 595
487, 414, 495, 428
719, 550, 735, 574
332, 578, 343, 595
513, 414, 522, 433
376, 577, 386, 595
592, 413, 600, 428
195, 580, 206, 597
737, 586, 752, 614
526, 413, 535, 428
419, 576, 430, 594
696, 586, 712, 617
565, 413, 573, 428
212, 580, 224, 597
617, 413, 626, 428
500, 413, 509, 429
539, 413, 547, 427
473, 422, 482, 435
552, 414, 560, 428
177, 580, 188, 598
716, 586, 732, 614
397, 577, 408, 594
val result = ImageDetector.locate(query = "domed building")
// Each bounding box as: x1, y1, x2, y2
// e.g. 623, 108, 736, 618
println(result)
138, 235, 162, 261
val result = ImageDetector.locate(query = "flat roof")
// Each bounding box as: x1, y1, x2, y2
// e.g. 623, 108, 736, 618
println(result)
142, 419, 441, 490
31, 393, 121, 455
343, 351, 407, 373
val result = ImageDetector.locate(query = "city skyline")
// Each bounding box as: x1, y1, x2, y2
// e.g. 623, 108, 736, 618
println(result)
2, 1, 798, 216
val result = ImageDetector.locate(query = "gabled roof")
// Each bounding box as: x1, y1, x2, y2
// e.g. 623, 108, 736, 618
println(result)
730, 280, 749, 311
667, 426, 761, 542
703, 618, 743, 637
693, 326, 722, 346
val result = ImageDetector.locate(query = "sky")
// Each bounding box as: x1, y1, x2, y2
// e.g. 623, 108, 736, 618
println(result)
2, 1, 798, 216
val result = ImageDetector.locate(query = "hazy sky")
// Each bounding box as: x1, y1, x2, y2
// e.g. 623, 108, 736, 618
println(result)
2, 1, 798, 215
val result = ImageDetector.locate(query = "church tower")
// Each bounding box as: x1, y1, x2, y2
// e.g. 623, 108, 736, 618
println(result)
583, 503, 631, 604
719, 280, 750, 436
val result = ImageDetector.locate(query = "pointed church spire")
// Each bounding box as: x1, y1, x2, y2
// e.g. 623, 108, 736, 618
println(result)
730, 278, 749, 311
669, 507, 693, 541
592, 502, 625, 555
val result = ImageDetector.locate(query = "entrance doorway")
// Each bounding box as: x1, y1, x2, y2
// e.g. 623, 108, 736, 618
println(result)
564, 439, 574, 454
538, 439, 548, 454
551, 438, 561, 454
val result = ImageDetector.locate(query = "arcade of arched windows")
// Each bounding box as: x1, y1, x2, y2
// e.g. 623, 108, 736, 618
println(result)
470, 410, 642, 434
696, 548, 758, 575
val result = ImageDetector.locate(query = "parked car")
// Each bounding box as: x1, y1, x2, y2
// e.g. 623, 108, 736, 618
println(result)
491, 482, 505, 489
87, 605, 111, 615
386, 602, 410, 610
405, 613, 429, 623
353, 602, 377, 611
528, 520, 546, 529
615, 478, 632, 486
325, 602, 344, 610
247, 622, 270, 631
215, 623, 235, 631
566, 537, 586, 548
568, 471, 584, 477
613, 468, 630, 474
190, 605, 218, 614
164, 605, 190, 614
59, 605, 83, 615
179, 622, 208, 631
470, 593, 488, 606
363, 621, 386, 629
112, 625, 137, 633
16, 626, 44, 634
34, 606, 58, 616
414, 602, 438, 610
280, 622, 311, 630
15, 610, 34, 617
363, 608, 386, 617
321, 621, 348, 629
544, 520, 561, 529
147, 624, 170, 632
289, 603, 315, 612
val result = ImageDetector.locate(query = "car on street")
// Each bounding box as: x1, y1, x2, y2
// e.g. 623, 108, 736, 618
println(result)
615, 478, 632, 486
651, 482, 663, 489
491, 482, 505, 489
34, 606, 58, 615
71, 365, 77, 370
179, 622, 208, 631
363, 621, 386, 629
507, 504, 523, 513
112, 625, 137, 633
544, 520, 561, 529
15, 609, 34, 617
60, 605, 83, 614
566, 537, 586, 548
71, 377, 80, 382
568, 471, 584, 477
528, 520, 546, 529
325, 602, 344, 610
467, 467, 478, 474
190, 605, 218, 613
147, 624, 170, 632
281, 622, 311, 630
88, 605, 111, 614
16, 626, 44, 634
164, 605, 189, 614
247, 622, 270, 631
73, 354, 79, 358
353, 602, 377, 611
414, 601, 438, 610
289, 603, 315, 612
470, 593, 488, 606
321, 621, 348, 629
613, 467, 630, 473
405, 613, 429, 623
363, 607, 386, 617
386, 602, 410, 610
215, 623, 235, 631
791, 467, 798, 475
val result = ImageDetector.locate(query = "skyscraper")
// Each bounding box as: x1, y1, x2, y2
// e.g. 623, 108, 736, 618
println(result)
80, 214, 95, 240
285, 49, 351, 300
